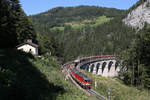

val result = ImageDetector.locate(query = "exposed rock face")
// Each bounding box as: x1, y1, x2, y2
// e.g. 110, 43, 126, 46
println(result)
123, 0, 150, 30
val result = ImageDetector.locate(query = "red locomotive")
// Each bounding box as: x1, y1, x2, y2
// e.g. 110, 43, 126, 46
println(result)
70, 68, 92, 89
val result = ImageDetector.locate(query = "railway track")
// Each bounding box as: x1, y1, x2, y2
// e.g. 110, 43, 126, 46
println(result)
62, 60, 107, 100
87, 89, 106, 100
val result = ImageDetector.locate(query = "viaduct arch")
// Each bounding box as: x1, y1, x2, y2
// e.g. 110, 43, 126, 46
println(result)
78, 56, 120, 77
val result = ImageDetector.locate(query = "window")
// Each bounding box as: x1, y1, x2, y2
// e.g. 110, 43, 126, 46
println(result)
85, 80, 91, 82
29, 49, 33, 54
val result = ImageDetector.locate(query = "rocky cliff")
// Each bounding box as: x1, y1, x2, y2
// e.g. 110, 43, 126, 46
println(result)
123, 0, 150, 30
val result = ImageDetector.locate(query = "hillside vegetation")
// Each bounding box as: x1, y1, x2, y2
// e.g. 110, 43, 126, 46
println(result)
81, 70, 150, 100
0, 0, 37, 48
31, 6, 124, 30
50, 16, 112, 30
0, 0, 60, 56
31, 6, 136, 61
31, 4, 150, 94
120, 26, 150, 89
0, 49, 89, 100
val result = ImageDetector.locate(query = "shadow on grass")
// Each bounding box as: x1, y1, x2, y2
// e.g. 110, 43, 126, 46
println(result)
0, 49, 65, 100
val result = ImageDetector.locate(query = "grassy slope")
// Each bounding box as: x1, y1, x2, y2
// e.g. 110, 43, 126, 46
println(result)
81, 70, 150, 100
32, 57, 88, 100
1, 50, 149, 100
50, 26, 65, 31
50, 16, 112, 31
0, 49, 88, 100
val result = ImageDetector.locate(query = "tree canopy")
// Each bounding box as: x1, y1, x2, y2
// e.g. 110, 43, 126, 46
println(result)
31, 6, 135, 61
0, 0, 37, 48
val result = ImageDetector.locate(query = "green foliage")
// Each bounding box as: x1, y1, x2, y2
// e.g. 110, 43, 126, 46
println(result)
81, 70, 150, 100
31, 6, 124, 30
50, 26, 65, 31
0, 49, 87, 100
0, 0, 37, 48
37, 33, 64, 56
55, 18, 135, 61
31, 6, 135, 62
31, 3, 150, 92
92, 16, 112, 27
120, 26, 150, 89
32, 56, 88, 100
31, 6, 125, 37
63, 16, 112, 29
0, 68, 16, 88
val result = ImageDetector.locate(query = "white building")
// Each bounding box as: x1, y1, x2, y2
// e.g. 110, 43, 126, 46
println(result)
16, 40, 38, 56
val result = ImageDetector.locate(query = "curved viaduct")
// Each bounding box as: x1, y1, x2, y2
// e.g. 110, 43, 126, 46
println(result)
75, 55, 120, 77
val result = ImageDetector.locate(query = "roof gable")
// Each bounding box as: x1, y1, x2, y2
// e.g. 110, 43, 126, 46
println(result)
16, 42, 38, 48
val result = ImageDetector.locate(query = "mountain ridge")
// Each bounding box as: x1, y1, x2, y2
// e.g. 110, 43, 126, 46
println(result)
31, 5, 136, 61
31, 6, 125, 29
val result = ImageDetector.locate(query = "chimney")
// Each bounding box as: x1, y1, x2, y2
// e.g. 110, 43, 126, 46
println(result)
27, 39, 32, 43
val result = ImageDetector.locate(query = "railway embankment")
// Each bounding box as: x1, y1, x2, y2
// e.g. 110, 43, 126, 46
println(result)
81, 70, 150, 100
62, 56, 150, 100
62, 60, 107, 100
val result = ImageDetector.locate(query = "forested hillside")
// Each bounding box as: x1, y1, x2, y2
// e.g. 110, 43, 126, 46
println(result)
31, 4, 150, 90
120, 25, 150, 89
0, 49, 91, 100
31, 6, 125, 30
31, 6, 136, 61
119, 0, 150, 90
0, 1, 90, 100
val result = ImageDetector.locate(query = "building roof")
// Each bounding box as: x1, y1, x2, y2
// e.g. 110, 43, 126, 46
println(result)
16, 42, 38, 48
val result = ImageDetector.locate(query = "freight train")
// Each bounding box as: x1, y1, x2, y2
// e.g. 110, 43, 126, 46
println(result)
70, 68, 92, 89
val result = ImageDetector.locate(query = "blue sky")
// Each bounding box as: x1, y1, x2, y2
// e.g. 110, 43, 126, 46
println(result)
20, 0, 139, 15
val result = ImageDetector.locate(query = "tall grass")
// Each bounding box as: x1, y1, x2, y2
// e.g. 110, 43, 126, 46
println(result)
0, 49, 88, 100
31, 56, 88, 100
81, 70, 150, 100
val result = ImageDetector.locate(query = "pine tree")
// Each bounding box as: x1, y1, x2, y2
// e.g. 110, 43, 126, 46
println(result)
121, 26, 150, 89
0, 0, 37, 48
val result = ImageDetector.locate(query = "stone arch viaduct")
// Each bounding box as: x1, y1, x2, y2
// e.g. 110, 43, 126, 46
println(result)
75, 55, 120, 77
